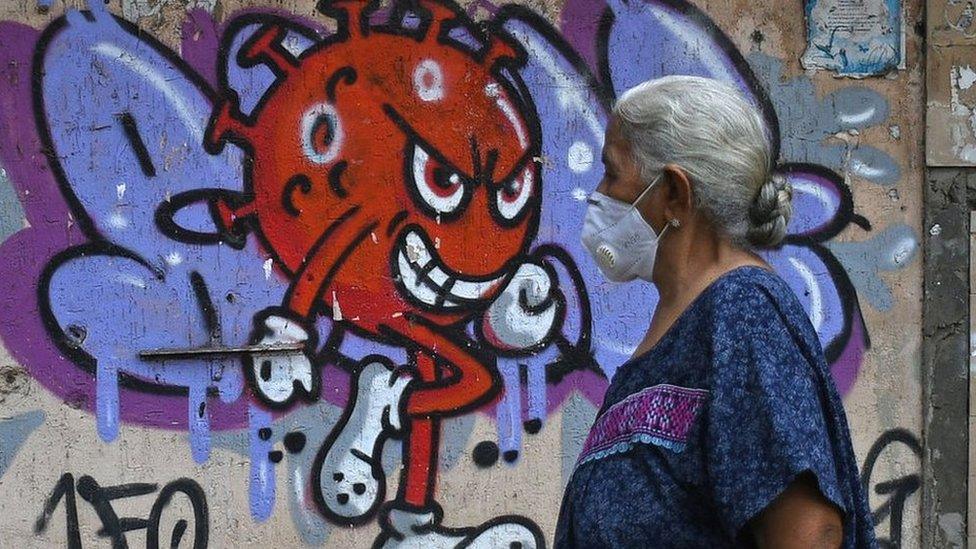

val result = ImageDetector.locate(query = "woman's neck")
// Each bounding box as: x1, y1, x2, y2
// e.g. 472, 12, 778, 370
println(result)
653, 228, 764, 308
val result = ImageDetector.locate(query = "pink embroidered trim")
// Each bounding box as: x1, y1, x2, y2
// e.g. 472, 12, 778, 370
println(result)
578, 384, 708, 465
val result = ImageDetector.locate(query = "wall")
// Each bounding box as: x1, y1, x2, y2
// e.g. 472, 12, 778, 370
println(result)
0, 0, 925, 546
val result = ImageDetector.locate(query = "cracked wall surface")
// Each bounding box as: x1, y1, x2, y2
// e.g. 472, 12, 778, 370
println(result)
0, 0, 924, 546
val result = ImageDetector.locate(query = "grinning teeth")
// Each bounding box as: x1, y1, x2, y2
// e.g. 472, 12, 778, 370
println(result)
451, 277, 502, 300
427, 266, 450, 287
398, 249, 439, 305
395, 230, 504, 309
405, 231, 431, 266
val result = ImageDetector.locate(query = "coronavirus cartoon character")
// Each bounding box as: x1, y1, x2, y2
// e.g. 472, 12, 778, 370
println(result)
204, 0, 559, 545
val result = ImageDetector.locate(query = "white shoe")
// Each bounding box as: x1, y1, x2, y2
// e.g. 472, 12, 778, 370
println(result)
375, 501, 544, 548
313, 358, 410, 524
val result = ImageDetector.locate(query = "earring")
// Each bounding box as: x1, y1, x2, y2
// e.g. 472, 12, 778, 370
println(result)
669, 218, 681, 228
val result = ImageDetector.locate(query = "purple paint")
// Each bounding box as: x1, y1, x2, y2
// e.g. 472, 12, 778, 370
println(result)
249, 404, 275, 521
496, 358, 522, 456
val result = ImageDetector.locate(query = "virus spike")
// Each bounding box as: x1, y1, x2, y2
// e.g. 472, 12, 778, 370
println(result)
317, 0, 379, 39
416, 0, 462, 40
239, 24, 299, 78
483, 33, 522, 69
214, 197, 256, 231
205, 100, 251, 152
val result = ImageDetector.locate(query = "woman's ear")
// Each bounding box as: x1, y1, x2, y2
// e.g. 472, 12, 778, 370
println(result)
662, 164, 694, 221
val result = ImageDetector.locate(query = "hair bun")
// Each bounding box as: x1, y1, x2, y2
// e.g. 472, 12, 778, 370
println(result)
746, 173, 793, 248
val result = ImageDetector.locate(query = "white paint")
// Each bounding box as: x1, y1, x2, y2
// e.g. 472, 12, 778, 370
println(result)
395, 230, 505, 309
301, 102, 344, 165
263, 258, 273, 280
567, 140, 594, 174
930, 223, 943, 236
838, 106, 876, 126
93, 43, 205, 141
317, 363, 408, 521
517, 30, 604, 144
116, 273, 147, 289
959, 65, 976, 90
250, 316, 313, 403
165, 251, 183, 266
572, 187, 589, 202
891, 236, 917, 265
486, 84, 529, 149
116, 183, 126, 201
371, 232, 378, 244
484, 262, 557, 350
413, 59, 445, 102
788, 256, 824, 331
793, 179, 837, 218
888, 125, 901, 139
848, 157, 885, 180
107, 211, 129, 229
332, 291, 343, 321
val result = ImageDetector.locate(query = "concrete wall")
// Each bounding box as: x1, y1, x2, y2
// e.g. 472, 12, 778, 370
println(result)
0, 0, 925, 546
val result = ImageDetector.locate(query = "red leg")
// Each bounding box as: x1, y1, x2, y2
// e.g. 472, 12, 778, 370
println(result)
400, 320, 499, 417
402, 351, 439, 507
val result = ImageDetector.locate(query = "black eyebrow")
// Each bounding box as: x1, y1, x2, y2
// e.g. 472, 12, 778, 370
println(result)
382, 103, 473, 180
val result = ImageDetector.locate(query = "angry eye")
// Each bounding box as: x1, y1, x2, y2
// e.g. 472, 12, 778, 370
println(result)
495, 164, 535, 221
410, 143, 467, 215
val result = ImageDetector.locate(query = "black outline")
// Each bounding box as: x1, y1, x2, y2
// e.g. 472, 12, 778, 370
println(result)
146, 479, 209, 549
282, 173, 313, 216
117, 112, 157, 178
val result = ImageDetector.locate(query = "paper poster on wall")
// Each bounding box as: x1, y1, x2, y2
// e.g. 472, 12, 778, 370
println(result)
801, 0, 902, 77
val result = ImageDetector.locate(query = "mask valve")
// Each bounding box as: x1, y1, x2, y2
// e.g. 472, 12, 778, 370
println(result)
596, 244, 616, 269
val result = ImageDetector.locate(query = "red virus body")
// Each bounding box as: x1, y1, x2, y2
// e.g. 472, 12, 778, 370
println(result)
205, 0, 541, 520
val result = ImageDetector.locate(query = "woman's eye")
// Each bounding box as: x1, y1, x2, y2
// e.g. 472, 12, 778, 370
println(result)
411, 143, 466, 214
496, 164, 535, 220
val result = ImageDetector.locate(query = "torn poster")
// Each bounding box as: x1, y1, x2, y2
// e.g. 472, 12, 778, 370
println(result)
801, 0, 902, 77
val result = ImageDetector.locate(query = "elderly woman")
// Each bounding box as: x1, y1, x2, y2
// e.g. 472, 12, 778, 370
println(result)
554, 76, 877, 548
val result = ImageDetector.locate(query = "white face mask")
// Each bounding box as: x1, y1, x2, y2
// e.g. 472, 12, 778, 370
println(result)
581, 175, 671, 283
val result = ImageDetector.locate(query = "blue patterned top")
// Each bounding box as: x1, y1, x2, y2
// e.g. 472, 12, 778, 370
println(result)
554, 266, 877, 548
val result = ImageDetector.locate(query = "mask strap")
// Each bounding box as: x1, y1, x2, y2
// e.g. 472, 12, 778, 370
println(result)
654, 218, 672, 242
630, 173, 662, 209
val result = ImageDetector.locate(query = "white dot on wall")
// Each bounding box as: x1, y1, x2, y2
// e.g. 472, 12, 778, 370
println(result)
413, 59, 445, 102
567, 140, 594, 174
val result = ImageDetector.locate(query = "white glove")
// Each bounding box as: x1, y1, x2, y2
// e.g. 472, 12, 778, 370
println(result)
482, 261, 562, 352
246, 313, 315, 406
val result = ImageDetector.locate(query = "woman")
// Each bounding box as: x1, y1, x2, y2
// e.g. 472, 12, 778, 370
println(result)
554, 76, 877, 548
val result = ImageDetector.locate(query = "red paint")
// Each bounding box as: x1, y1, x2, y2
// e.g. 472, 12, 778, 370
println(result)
206, 1, 541, 506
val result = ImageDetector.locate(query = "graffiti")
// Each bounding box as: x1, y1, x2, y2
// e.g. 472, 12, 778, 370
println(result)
35, 473, 208, 548
0, 0, 916, 545
860, 429, 922, 549
0, 410, 45, 479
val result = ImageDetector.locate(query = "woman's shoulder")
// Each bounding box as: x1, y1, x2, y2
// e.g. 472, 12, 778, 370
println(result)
697, 265, 816, 343
700, 266, 798, 315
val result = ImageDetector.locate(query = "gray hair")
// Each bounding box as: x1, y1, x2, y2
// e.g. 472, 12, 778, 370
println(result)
611, 75, 792, 248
